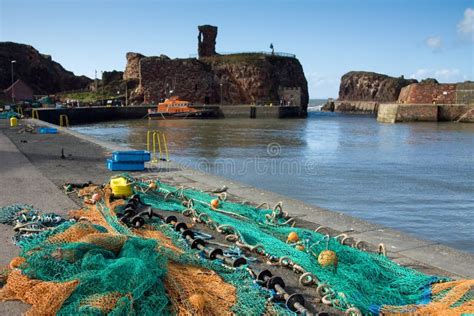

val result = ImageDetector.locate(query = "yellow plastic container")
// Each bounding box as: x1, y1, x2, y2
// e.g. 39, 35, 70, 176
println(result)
10, 117, 18, 127
110, 177, 132, 197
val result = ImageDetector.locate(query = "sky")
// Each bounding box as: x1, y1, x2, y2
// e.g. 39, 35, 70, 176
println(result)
1, 0, 473, 98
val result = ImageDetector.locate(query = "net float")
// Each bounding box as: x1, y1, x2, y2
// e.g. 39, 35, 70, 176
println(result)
287, 231, 299, 243
295, 244, 305, 251
210, 199, 219, 209
318, 250, 338, 269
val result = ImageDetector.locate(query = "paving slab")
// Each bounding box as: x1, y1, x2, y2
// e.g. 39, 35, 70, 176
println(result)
398, 244, 474, 279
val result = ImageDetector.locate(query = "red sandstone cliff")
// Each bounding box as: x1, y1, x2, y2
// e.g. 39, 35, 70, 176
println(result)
339, 71, 417, 102
0, 42, 91, 94
125, 53, 308, 113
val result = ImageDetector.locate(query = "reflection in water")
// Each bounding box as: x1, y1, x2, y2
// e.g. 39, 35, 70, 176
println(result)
72, 113, 474, 253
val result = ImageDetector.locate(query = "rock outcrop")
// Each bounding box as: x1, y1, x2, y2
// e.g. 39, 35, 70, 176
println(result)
123, 52, 144, 81
205, 54, 308, 107
198, 25, 218, 58
0, 42, 91, 94
130, 53, 308, 112
339, 71, 417, 102
125, 25, 308, 113
139, 57, 217, 104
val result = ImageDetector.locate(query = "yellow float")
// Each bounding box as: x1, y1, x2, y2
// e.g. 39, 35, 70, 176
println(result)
287, 231, 299, 243
318, 250, 338, 268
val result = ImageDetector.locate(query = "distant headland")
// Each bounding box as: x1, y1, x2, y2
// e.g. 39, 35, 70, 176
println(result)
1, 25, 309, 116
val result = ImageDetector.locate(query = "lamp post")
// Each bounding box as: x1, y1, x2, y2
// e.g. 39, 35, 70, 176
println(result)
11, 60, 16, 103
220, 83, 223, 105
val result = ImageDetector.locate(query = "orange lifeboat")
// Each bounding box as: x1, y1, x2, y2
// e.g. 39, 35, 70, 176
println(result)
157, 96, 198, 114
147, 96, 217, 119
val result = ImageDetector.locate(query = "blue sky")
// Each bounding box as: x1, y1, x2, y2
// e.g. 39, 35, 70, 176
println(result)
1, 0, 473, 98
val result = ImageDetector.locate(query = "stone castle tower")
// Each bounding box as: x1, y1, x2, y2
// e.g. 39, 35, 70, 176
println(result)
198, 25, 218, 58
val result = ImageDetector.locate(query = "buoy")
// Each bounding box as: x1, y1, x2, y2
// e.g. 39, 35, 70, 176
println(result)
9, 257, 25, 269
189, 294, 205, 311
210, 199, 219, 209
287, 231, 299, 243
318, 250, 338, 268
148, 182, 157, 190
295, 244, 305, 251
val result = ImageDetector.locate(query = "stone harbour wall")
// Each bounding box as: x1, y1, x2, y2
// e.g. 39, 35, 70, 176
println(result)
377, 103, 474, 123
398, 83, 457, 104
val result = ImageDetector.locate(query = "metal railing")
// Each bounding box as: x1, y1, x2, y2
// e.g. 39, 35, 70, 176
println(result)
189, 51, 296, 58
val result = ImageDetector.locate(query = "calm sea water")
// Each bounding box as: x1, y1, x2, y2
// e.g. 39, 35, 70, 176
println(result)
72, 113, 474, 253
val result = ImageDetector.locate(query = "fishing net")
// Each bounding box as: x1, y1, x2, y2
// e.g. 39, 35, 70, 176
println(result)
0, 175, 473, 315
0, 111, 19, 119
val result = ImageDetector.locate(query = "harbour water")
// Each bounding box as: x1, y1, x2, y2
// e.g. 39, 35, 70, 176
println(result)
72, 112, 474, 253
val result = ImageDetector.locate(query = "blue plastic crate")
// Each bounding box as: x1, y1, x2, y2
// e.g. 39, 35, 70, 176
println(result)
107, 159, 145, 171
112, 150, 151, 162
38, 127, 58, 134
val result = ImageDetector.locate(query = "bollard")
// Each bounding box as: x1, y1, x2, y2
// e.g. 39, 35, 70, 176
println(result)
32, 109, 39, 120
59, 114, 70, 128
10, 116, 18, 127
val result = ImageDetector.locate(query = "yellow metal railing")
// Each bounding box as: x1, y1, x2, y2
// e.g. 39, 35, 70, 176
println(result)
17, 107, 24, 117
32, 109, 39, 120
59, 114, 70, 128
146, 130, 169, 162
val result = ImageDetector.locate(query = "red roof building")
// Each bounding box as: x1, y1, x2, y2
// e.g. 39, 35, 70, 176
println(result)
3, 79, 34, 101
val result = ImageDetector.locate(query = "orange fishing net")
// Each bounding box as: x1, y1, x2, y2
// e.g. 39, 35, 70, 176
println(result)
381, 279, 474, 315
0, 269, 79, 316
79, 292, 132, 314
134, 226, 184, 253
165, 263, 236, 316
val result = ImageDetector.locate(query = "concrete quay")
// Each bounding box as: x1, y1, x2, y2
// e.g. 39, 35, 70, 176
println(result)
378, 103, 474, 123
0, 117, 473, 314
27, 104, 302, 126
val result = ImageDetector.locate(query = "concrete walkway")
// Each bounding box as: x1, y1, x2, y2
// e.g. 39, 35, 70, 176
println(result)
0, 123, 78, 314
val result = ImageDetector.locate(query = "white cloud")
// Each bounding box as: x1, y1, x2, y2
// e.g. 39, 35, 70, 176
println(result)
410, 68, 468, 83
457, 8, 474, 41
424, 36, 442, 50
307, 73, 339, 98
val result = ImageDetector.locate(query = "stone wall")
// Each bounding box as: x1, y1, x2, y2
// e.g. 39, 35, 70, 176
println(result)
278, 87, 302, 106
456, 82, 474, 105
396, 104, 439, 121
198, 25, 218, 58
398, 83, 457, 104
377, 103, 474, 123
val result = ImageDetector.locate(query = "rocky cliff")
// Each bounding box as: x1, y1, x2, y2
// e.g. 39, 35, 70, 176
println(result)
0, 42, 91, 94
126, 52, 308, 112
123, 25, 308, 113
205, 54, 308, 107
339, 71, 417, 102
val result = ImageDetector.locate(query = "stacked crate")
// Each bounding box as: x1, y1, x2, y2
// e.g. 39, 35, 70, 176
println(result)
106, 151, 151, 171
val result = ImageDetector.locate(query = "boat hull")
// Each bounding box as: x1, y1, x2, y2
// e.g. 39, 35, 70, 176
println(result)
146, 109, 218, 120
